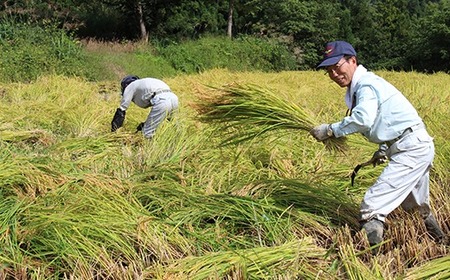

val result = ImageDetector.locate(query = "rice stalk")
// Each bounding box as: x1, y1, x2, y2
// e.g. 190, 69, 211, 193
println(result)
381, 210, 448, 266
132, 181, 327, 253
337, 243, 385, 280
404, 255, 450, 280
0, 152, 65, 197
196, 83, 348, 152
167, 193, 298, 248
0, 129, 54, 145
0, 196, 28, 257
334, 226, 385, 280
18, 178, 194, 276
167, 238, 330, 279
240, 180, 360, 228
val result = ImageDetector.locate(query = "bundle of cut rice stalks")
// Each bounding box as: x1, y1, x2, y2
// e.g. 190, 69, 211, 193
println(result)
196, 83, 347, 152
0, 129, 54, 145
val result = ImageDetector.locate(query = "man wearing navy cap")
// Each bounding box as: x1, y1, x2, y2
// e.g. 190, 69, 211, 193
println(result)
111, 75, 179, 139
310, 41, 446, 252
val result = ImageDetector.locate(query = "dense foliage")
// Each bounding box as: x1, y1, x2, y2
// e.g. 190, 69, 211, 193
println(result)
0, 19, 297, 82
1, 0, 449, 72
157, 36, 297, 73
0, 19, 89, 82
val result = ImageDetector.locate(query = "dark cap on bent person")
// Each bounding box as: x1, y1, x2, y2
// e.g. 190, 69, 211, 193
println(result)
317, 41, 356, 68
121, 75, 140, 94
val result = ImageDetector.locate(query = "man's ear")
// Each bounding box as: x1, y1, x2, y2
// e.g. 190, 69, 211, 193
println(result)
348, 56, 357, 65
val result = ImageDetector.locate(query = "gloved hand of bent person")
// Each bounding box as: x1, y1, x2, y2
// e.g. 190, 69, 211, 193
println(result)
310, 124, 333, 141
136, 122, 145, 133
371, 146, 387, 167
111, 108, 126, 132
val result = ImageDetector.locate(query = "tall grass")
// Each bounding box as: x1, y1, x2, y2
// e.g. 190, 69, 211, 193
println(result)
0, 18, 87, 82
0, 21, 300, 84
157, 35, 297, 74
81, 40, 180, 81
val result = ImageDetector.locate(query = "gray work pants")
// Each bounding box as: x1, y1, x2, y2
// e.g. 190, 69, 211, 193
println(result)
142, 92, 179, 139
360, 128, 434, 222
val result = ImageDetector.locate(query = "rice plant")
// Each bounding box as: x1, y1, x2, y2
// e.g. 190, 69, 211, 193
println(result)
167, 238, 330, 279
404, 255, 450, 280
195, 83, 348, 152
0, 71, 448, 279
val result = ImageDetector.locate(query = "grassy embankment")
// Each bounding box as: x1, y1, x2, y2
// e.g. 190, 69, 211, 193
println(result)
0, 64, 449, 279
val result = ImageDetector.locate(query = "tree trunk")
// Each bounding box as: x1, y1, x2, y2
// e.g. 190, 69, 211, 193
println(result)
227, 0, 234, 38
137, 1, 148, 42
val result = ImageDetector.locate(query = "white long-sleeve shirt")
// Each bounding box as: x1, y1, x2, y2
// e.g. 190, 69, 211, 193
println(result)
330, 65, 423, 144
120, 78, 171, 110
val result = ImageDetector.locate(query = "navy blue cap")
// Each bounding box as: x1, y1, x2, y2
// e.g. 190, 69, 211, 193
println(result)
317, 41, 356, 68
121, 75, 140, 94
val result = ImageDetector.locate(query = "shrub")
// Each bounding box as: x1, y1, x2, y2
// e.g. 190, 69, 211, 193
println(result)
0, 18, 88, 82
156, 35, 298, 74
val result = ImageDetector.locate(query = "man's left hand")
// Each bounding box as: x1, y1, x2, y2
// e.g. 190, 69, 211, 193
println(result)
310, 124, 333, 141
111, 108, 126, 132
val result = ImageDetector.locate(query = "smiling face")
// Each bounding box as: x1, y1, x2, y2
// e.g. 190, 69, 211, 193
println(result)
326, 56, 357, 88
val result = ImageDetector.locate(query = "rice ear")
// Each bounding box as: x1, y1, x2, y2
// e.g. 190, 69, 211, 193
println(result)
196, 83, 348, 152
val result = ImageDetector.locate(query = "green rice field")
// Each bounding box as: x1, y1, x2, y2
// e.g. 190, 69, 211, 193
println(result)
0, 69, 449, 279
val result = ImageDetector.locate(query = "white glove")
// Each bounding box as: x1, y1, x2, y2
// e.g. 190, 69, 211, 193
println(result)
371, 148, 387, 167
310, 124, 333, 141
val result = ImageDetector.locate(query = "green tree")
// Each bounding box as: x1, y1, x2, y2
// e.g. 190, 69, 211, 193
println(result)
1, 0, 449, 72
160, 0, 226, 38
0, 0, 92, 30
227, 0, 234, 38
97, 0, 148, 40
407, 0, 450, 72
232, 0, 344, 68
340, 0, 417, 70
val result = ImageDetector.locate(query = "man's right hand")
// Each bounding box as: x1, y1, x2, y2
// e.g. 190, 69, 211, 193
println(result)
136, 122, 145, 132
371, 149, 387, 167
310, 124, 333, 141
111, 108, 126, 132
